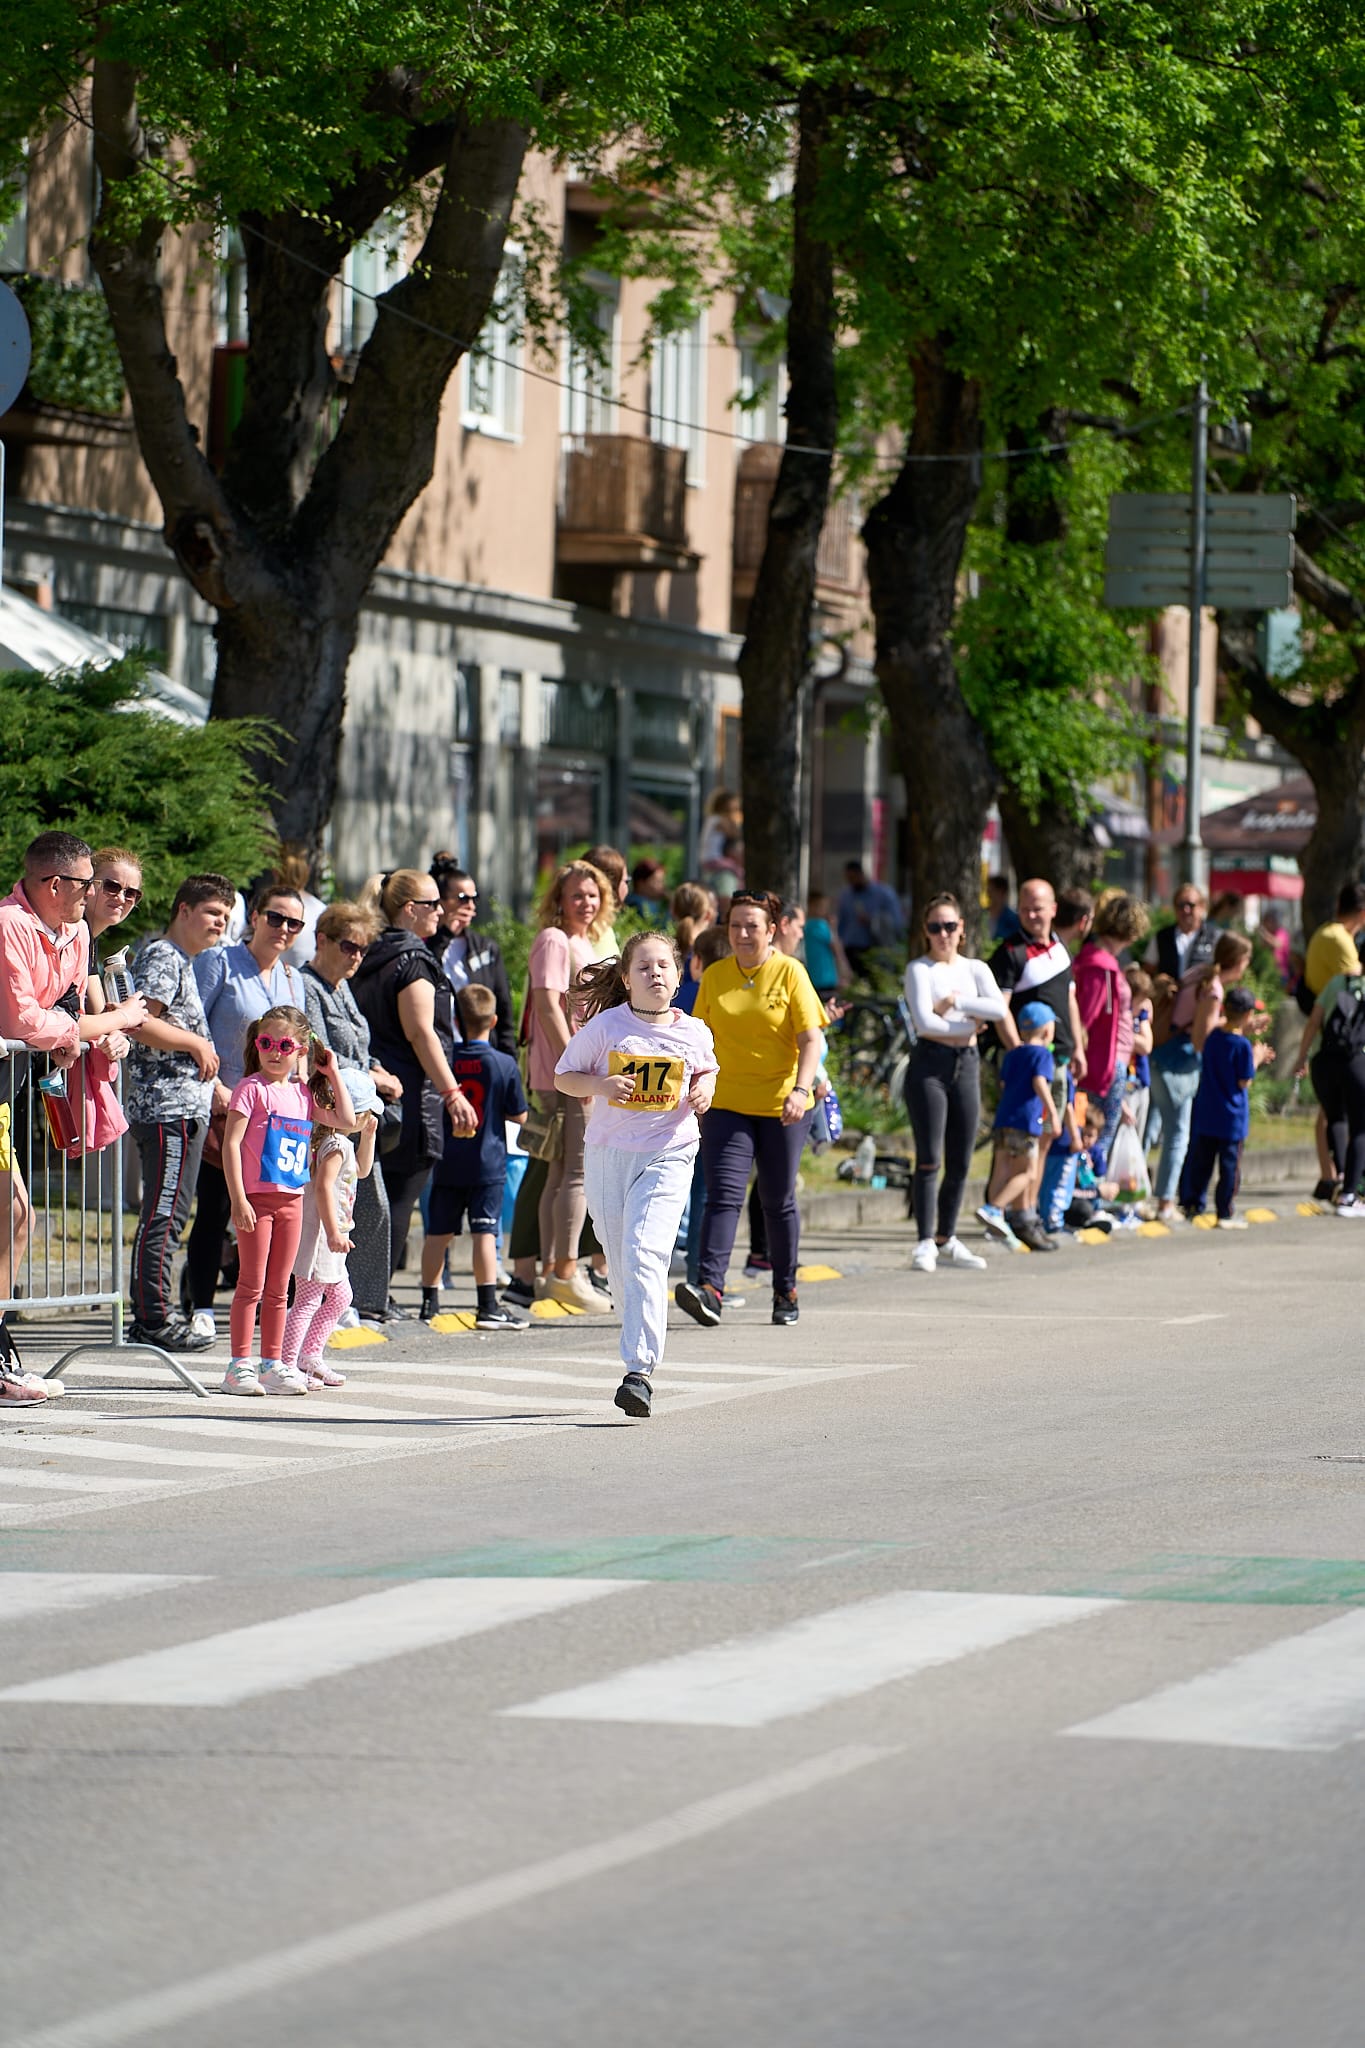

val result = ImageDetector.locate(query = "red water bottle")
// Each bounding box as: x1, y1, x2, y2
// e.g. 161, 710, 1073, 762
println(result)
39, 1068, 82, 1155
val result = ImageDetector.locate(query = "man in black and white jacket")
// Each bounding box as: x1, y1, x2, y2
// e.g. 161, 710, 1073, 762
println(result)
991, 878, 1087, 1086
428, 863, 516, 1057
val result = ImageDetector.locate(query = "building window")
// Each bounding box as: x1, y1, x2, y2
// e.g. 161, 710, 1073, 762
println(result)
337, 213, 407, 361
649, 310, 707, 484
1, 155, 28, 272
499, 670, 522, 744
563, 275, 619, 437
462, 249, 523, 440
215, 227, 247, 346
735, 343, 784, 444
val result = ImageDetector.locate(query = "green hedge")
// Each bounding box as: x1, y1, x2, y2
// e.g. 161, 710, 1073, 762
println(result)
8, 274, 125, 417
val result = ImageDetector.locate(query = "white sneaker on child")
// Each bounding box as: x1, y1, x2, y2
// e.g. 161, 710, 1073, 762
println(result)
304, 1360, 347, 1389
259, 1360, 309, 1396
221, 1358, 264, 1397
939, 1237, 987, 1270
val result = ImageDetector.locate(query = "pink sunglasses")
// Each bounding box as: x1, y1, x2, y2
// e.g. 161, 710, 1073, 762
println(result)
255, 1034, 303, 1056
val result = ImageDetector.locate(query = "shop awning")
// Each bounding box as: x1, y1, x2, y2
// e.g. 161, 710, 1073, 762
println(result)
1091, 785, 1150, 846
0, 583, 206, 726
1210, 865, 1303, 901
1200, 775, 1316, 855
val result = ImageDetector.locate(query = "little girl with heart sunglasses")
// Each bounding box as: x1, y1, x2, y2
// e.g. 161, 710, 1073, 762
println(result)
220, 1006, 355, 1395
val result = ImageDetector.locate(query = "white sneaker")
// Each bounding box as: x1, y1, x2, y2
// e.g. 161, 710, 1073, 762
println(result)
189, 1309, 216, 1343
910, 1239, 938, 1273
1215, 1217, 1249, 1231
260, 1360, 310, 1396
220, 1358, 264, 1397
940, 1236, 987, 1270
1334, 1199, 1365, 1218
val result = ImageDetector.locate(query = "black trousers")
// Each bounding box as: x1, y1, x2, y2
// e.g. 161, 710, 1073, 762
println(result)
129, 1118, 207, 1328
185, 1158, 232, 1311
904, 1040, 981, 1243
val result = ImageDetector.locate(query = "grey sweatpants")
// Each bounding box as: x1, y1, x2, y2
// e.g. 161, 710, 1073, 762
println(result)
584, 1141, 696, 1376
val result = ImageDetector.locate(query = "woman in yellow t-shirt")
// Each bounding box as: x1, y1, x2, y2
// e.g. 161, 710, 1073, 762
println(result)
678, 890, 825, 1328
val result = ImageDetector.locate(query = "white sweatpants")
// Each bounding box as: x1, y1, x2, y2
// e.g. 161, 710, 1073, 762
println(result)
584, 1141, 697, 1376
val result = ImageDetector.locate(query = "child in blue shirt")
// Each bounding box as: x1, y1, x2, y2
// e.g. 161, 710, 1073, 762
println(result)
978, 1002, 1063, 1253
1178, 987, 1267, 1226
421, 983, 528, 1326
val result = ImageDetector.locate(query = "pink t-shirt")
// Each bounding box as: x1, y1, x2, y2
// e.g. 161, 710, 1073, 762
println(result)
526, 926, 594, 1092
229, 1076, 314, 1195
555, 1004, 717, 1153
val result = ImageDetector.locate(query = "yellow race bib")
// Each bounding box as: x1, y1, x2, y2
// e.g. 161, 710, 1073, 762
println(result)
608, 1051, 685, 1111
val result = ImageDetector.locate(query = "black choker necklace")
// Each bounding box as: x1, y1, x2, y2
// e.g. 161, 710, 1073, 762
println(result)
629, 1002, 670, 1017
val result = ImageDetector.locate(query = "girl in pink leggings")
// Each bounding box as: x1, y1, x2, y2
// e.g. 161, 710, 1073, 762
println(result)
221, 1007, 355, 1396
281, 1078, 379, 1390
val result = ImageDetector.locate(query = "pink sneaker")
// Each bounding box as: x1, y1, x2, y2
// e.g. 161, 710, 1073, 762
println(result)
1, 1370, 49, 1405
304, 1359, 347, 1390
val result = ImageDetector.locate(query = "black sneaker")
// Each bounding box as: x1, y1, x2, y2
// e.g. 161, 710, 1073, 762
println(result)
475, 1302, 529, 1331
420, 1287, 441, 1322
675, 1280, 722, 1327
502, 1278, 536, 1311
1015, 1221, 1056, 1253
1314, 1177, 1340, 1202
128, 1315, 214, 1355
772, 1291, 799, 1325
589, 1269, 611, 1296
384, 1297, 415, 1322
614, 1371, 653, 1418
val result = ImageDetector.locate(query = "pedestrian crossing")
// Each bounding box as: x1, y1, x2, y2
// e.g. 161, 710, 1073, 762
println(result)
5, 1572, 1365, 1754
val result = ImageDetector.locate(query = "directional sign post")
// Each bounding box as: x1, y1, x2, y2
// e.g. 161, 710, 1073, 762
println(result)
1105, 445, 1297, 890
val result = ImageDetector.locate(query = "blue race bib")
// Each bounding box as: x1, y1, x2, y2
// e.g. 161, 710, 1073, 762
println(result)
259, 1113, 312, 1189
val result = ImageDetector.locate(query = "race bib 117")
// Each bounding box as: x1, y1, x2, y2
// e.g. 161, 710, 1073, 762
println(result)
608, 1052, 685, 1111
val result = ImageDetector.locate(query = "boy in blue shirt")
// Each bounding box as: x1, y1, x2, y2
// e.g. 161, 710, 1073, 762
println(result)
1179, 987, 1267, 1227
978, 1001, 1063, 1253
421, 983, 529, 1327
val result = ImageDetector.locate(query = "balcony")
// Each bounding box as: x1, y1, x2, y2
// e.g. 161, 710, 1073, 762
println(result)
731, 441, 859, 606
557, 434, 699, 574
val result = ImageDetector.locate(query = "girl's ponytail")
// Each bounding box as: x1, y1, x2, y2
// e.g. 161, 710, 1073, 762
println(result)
571, 956, 629, 1024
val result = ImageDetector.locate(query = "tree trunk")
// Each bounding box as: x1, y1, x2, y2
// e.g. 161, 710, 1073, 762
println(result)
735, 82, 838, 903
90, 62, 527, 857
863, 337, 994, 948
1220, 615, 1365, 935
995, 789, 1108, 897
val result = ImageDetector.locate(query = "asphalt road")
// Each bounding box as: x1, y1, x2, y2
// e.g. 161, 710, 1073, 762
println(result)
4, 1176, 1364, 2048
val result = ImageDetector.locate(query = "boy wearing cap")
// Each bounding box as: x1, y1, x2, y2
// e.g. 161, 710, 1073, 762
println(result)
1179, 987, 1271, 1227
978, 1002, 1064, 1253
420, 982, 529, 1328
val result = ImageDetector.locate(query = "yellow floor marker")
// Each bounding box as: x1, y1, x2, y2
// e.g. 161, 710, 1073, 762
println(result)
1192, 1213, 1218, 1230
1245, 1207, 1278, 1224
795, 1264, 842, 1283
530, 1297, 578, 1319
1076, 1227, 1111, 1245
429, 1311, 477, 1334
1297, 1201, 1326, 1217
327, 1327, 389, 1350
1136, 1221, 1171, 1238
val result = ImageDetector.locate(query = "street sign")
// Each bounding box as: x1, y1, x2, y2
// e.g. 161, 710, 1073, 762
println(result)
1104, 492, 1297, 612
1108, 492, 1296, 534
1104, 568, 1294, 609
1104, 533, 1293, 573
0, 280, 30, 418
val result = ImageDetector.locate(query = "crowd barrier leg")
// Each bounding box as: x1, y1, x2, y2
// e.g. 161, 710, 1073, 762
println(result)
2, 1041, 209, 1398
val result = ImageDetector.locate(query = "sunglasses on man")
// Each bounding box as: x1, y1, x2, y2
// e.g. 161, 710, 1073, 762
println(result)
260, 910, 305, 934
42, 873, 95, 893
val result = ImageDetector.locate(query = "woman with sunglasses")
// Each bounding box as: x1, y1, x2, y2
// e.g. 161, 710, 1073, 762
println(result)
81, 848, 145, 1048
902, 893, 1011, 1273
428, 862, 516, 1055
303, 902, 401, 1323
354, 870, 477, 1310
186, 882, 308, 1341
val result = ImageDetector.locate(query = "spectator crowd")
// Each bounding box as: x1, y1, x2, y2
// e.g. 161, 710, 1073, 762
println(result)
0, 808, 1353, 1416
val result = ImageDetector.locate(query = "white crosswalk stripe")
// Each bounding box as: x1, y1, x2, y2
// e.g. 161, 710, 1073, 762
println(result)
0, 1577, 634, 1706
1066, 1608, 1365, 1752
504, 1589, 1117, 1728
0, 1467, 170, 1494
0, 1572, 205, 1625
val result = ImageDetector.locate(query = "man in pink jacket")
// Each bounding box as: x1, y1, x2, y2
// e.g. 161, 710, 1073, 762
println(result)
0, 831, 146, 1401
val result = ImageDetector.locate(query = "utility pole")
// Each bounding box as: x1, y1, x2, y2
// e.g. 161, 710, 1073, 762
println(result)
1181, 379, 1210, 892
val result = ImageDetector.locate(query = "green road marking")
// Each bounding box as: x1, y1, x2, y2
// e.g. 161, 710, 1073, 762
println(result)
309, 1534, 907, 1583
1053, 1554, 1365, 1606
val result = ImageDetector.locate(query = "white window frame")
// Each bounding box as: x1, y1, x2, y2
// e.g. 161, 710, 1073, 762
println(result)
461, 245, 524, 441
1, 146, 28, 272
336, 211, 408, 360
649, 308, 707, 486
735, 340, 786, 444
214, 225, 248, 346
562, 272, 619, 438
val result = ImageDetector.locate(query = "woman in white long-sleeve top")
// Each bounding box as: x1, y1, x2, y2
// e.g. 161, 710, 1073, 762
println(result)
902, 893, 1013, 1273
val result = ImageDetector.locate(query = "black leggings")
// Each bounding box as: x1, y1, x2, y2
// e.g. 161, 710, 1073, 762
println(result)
186, 1159, 233, 1311
904, 1040, 980, 1243
1314, 1049, 1365, 1191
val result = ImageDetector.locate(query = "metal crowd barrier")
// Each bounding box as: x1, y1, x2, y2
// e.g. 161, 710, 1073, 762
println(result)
1, 1039, 209, 1397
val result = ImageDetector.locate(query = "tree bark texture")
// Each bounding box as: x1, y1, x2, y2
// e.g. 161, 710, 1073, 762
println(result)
1220, 608, 1365, 936
89, 64, 527, 856
995, 789, 1108, 898
735, 82, 839, 903
863, 338, 994, 947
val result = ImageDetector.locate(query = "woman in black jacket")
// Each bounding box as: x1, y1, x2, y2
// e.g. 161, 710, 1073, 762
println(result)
354, 869, 476, 1297
427, 861, 516, 1056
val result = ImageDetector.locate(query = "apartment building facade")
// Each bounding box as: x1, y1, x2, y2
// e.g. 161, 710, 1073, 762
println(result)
1, 134, 884, 911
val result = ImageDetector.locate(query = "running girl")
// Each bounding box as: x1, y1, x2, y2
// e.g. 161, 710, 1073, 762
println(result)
280, 1074, 380, 1391
555, 933, 717, 1419
221, 1006, 355, 1396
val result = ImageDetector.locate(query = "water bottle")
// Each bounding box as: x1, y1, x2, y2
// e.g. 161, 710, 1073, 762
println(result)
39, 1068, 82, 1154
852, 1133, 877, 1182
102, 946, 136, 1008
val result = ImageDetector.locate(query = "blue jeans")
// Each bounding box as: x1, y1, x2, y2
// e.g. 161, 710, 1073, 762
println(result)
1149, 1036, 1202, 1203
1179, 1133, 1242, 1219
1040, 1150, 1080, 1233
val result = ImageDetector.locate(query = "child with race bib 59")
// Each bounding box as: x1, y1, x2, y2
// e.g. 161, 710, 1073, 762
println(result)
221, 1005, 355, 1396
555, 932, 717, 1419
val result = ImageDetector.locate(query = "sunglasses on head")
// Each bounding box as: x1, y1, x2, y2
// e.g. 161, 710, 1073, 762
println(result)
261, 910, 305, 934
926, 919, 960, 935
99, 878, 143, 905
255, 1033, 304, 1056
730, 891, 767, 908
336, 938, 368, 959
